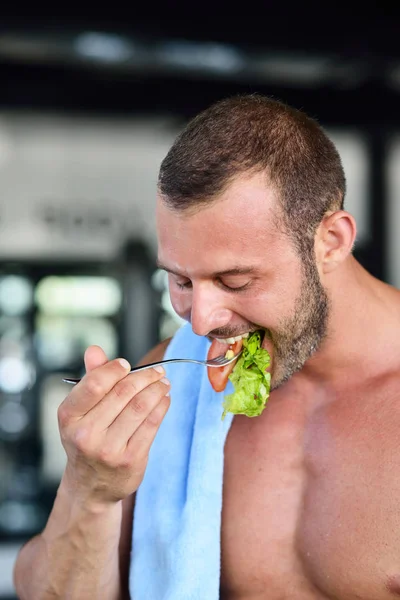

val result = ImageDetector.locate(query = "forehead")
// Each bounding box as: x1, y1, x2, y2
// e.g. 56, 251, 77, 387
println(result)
156, 172, 292, 273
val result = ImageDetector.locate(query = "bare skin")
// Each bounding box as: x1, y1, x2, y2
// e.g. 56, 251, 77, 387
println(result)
13, 339, 171, 599
156, 172, 400, 599
14, 170, 400, 599
220, 349, 400, 599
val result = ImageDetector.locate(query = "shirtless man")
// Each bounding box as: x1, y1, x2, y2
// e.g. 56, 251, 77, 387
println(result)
14, 94, 400, 599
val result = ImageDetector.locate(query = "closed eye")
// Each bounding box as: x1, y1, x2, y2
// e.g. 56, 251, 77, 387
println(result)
174, 279, 251, 292
216, 280, 251, 293
174, 279, 192, 290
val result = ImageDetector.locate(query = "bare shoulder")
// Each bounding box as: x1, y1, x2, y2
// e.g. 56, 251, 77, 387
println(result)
136, 337, 172, 367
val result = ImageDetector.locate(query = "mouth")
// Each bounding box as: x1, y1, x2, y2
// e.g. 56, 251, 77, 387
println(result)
212, 329, 268, 345
214, 332, 250, 344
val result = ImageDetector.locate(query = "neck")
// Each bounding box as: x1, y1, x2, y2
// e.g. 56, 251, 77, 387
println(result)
298, 256, 400, 387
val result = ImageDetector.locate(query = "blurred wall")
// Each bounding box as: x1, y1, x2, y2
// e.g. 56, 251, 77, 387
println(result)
0, 112, 178, 260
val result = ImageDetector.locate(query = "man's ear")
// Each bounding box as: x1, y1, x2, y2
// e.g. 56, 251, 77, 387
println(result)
315, 210, 357, 274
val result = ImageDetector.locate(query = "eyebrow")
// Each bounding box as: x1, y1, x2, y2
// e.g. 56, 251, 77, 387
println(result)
156, 260, 256, 278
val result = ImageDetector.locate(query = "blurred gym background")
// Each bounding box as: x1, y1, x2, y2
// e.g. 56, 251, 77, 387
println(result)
0, 5, 399, 596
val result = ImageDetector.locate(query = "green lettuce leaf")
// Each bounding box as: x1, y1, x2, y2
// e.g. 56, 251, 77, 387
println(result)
222, 331, 271, 419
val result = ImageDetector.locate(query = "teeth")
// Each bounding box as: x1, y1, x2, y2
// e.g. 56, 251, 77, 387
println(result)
215, 332, 250, 344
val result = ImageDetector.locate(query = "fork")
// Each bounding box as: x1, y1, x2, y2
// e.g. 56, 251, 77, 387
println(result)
62, 350, 243, 385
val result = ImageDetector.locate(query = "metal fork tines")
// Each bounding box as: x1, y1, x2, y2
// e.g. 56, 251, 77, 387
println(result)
62, 350, 242, 385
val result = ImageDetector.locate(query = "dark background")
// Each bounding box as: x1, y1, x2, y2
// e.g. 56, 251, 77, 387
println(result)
1, 6, 399, 281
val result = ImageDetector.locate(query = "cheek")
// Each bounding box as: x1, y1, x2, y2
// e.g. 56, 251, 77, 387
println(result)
242, 286, 295, 328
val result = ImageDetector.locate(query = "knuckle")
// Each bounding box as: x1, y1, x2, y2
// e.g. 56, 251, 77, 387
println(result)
73, 425, 93, 454
129, 396, 146, 415
97, 444, 117, 466
145, 410, 162, 428
119, 454, 135, 470
114, 377, 138, 400
145, 396, 170, 427
84, 375, 105, 398
57, 403, 70, 428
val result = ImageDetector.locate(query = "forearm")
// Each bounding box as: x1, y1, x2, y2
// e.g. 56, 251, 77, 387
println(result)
14, 478, 125, 600
13, 347, 170, 599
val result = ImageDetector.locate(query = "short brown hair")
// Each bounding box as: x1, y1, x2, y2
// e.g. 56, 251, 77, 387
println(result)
158, 94, 346, 257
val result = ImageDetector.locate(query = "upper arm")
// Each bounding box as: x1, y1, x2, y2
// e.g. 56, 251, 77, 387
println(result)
118, 337, 172, 597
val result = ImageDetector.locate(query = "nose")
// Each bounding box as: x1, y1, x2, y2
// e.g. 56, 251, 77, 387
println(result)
190, 284, 233, 337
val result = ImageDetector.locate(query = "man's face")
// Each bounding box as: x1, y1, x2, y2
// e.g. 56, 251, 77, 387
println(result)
156, 172, 329, 389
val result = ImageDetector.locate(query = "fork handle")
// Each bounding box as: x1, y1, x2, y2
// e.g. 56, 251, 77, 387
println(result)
62, 358, 209, 385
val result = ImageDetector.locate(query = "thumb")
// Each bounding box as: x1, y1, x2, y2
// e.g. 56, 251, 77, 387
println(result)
84, 345, 109, 373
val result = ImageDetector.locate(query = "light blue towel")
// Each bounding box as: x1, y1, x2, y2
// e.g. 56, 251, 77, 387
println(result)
130, 322, 234, 599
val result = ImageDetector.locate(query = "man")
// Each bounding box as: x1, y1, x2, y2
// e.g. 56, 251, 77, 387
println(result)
14, 94, 400, 599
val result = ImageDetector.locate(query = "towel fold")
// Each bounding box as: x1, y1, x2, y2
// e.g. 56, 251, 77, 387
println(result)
130, 323, 234, 599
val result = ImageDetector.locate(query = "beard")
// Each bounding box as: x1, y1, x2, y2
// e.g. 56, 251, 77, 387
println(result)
204, 254, 330, 390
269, 258, 330, 390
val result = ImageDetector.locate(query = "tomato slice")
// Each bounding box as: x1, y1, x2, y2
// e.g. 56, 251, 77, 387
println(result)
207, 338, 243, 392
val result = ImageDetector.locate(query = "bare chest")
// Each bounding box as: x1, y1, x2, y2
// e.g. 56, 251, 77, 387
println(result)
220, 388, 400, 600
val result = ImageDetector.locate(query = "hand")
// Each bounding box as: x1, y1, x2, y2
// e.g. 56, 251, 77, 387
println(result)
57, 345, 170, 506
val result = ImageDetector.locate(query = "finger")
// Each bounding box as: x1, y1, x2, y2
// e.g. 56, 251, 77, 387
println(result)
127, 393, 171, 459
63, 357, 132, 418
83, 368, 168, 431
84, 345, 109, 373
104, 378, 170, 445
